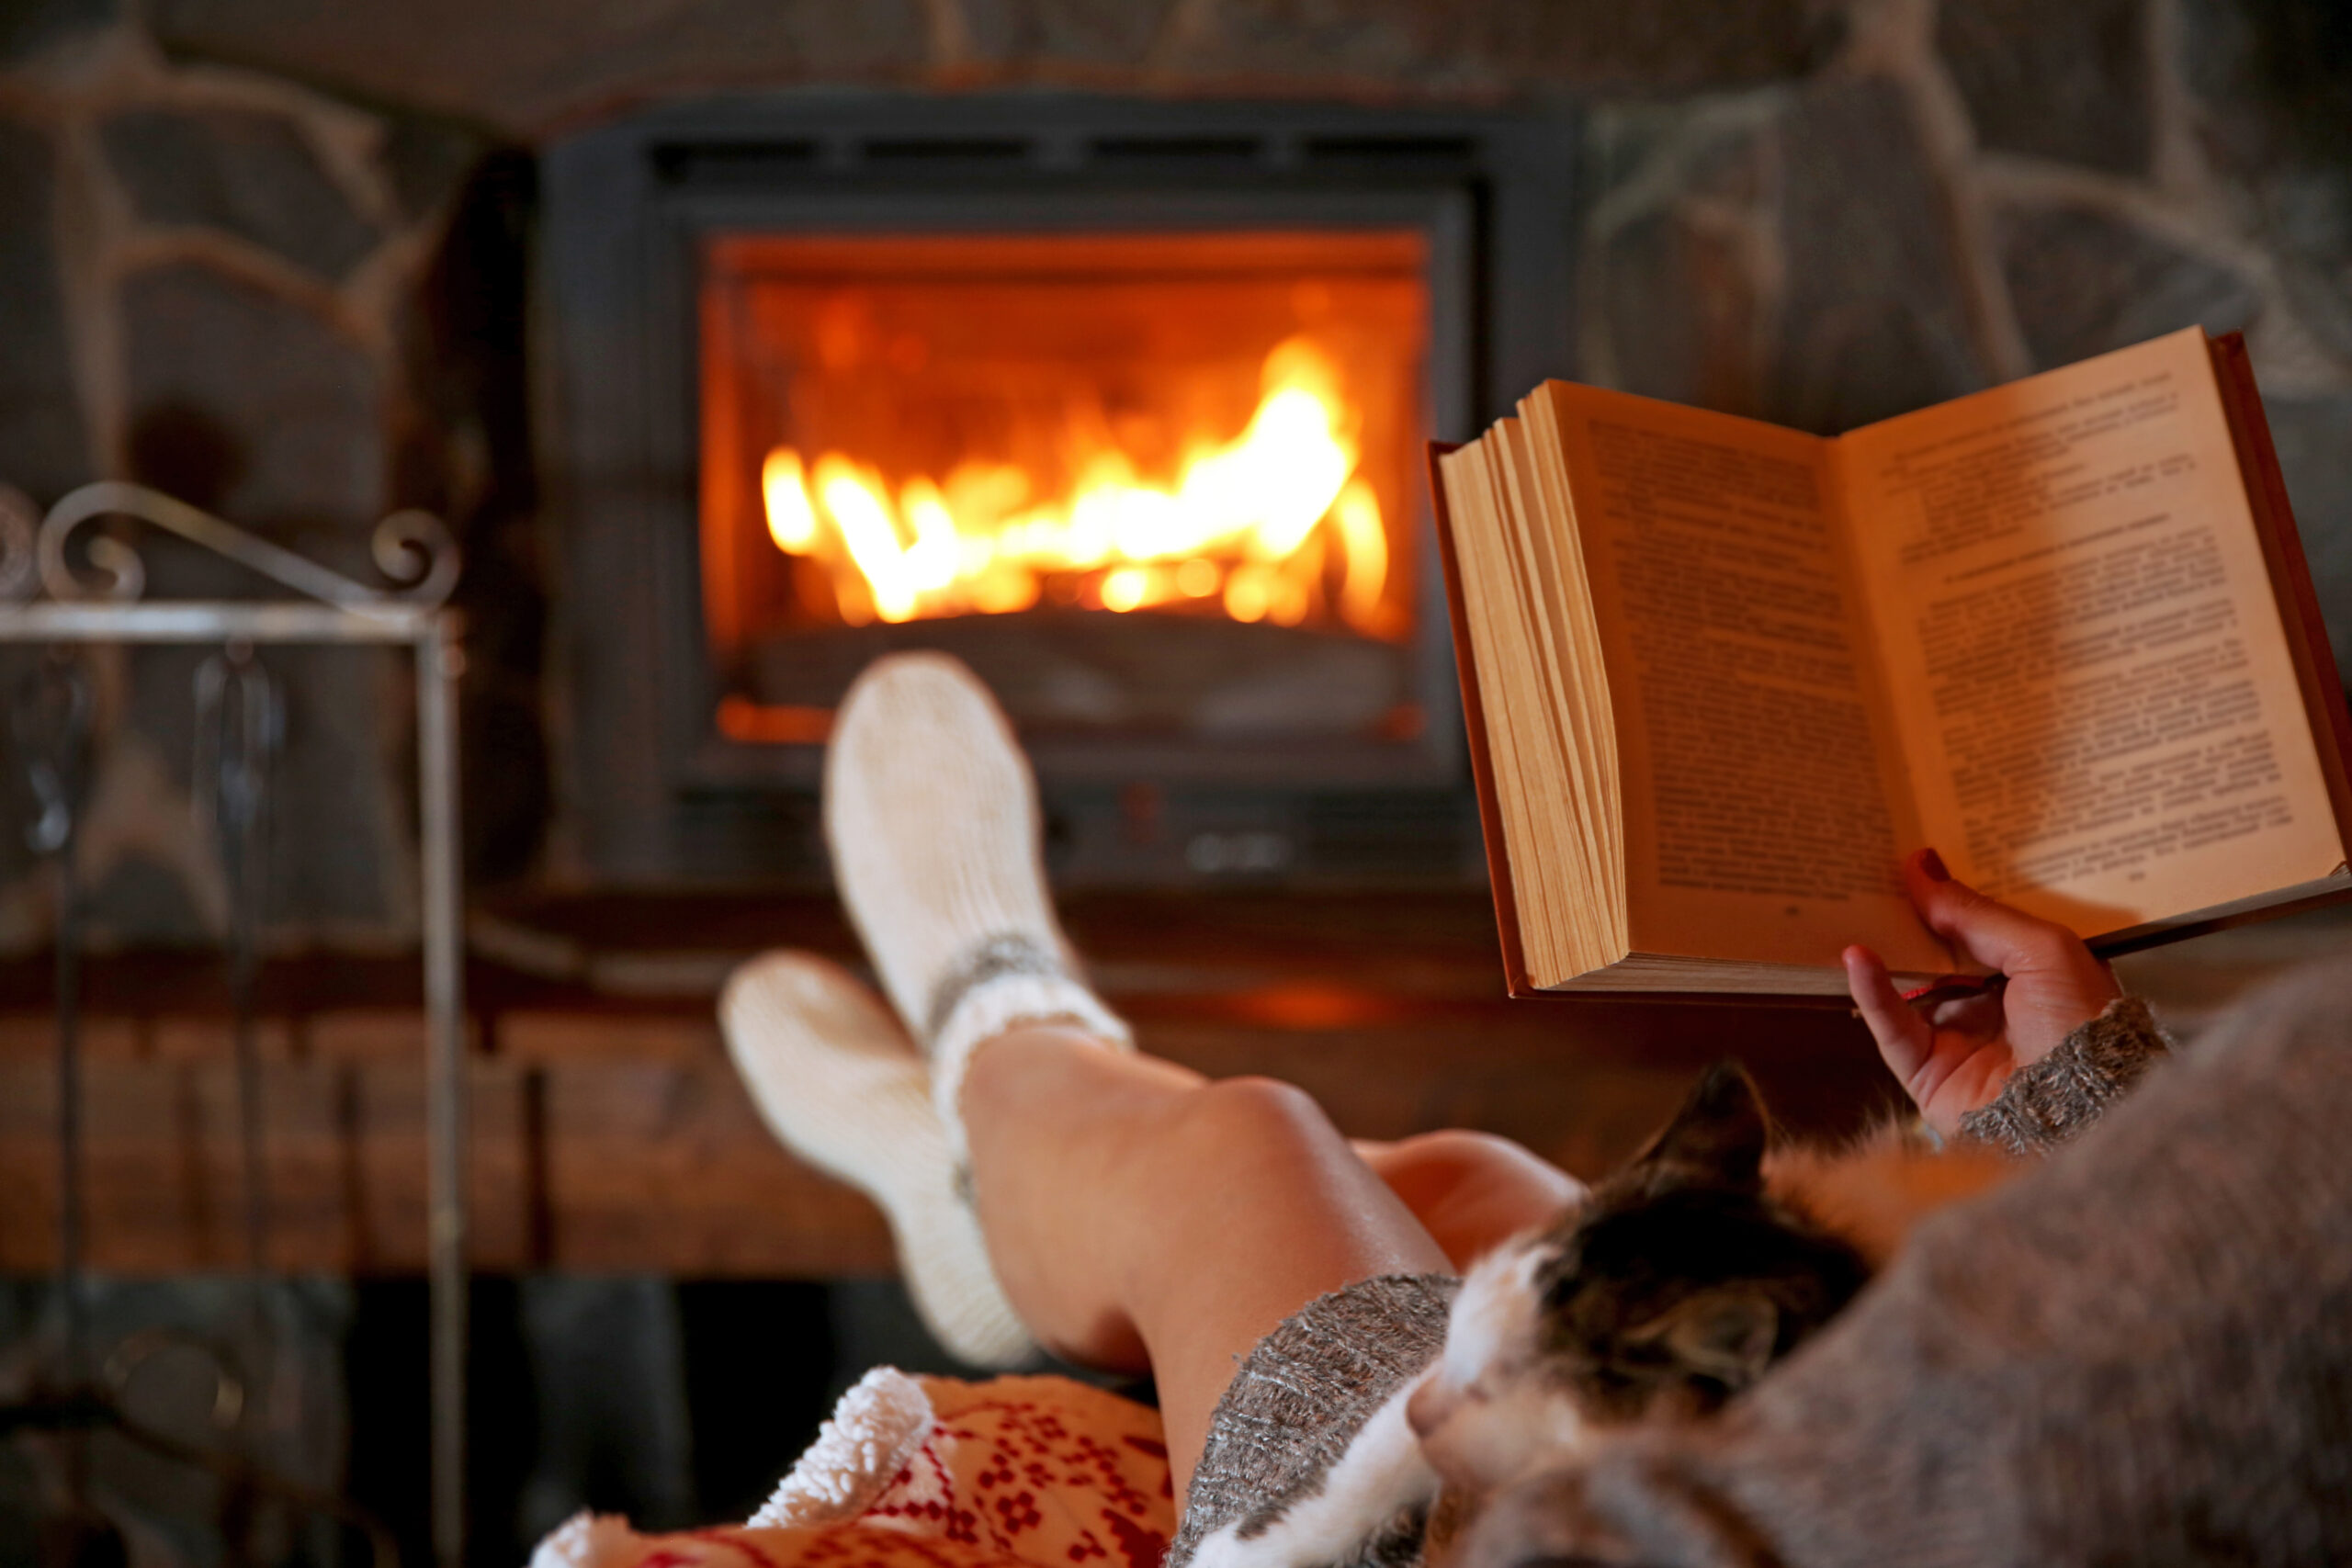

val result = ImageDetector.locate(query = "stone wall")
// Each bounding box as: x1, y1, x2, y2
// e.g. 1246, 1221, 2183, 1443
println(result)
1577, 0, 2352, 659
0, 20, 504, 945
1580, 1, 2352, 429
0, 0, 2346, 943
139, 0, 1842, 134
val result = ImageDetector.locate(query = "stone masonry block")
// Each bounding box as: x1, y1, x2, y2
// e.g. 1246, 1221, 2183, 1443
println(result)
114, 264, 409, 936
151, 0, 929, 137
1580, 104, 1777, 415
959, 0, 1175, 69
1596, 204, 1766, 416
0, 0, 116, 64
123, 263, 384, 553
1181, 0, 1839, 96
1936, 0, 2152, 175
149, 0, 1837, 127
2263, 395, 2352, 682
380, 114, 485, 223
2177, 0, 2352, 373
1770, 77, 1985, 433
0, 117, 92, 506
102, 107, 382, 284
1998, 203, 2258, 370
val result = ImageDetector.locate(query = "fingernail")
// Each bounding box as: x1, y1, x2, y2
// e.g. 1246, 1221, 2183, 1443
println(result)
1918, 848, 1950, 882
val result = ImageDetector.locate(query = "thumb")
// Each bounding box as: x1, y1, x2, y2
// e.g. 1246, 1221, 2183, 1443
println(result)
1903, 849, 2084, 979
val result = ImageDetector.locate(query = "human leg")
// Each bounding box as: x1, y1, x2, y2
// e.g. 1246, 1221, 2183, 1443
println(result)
725, 964, 1586, 1489
1355, 1131, 1587, 1270
722, 951, 1035, 1367
804, 653, 1545, 1491
956, 1022, 1448, 1492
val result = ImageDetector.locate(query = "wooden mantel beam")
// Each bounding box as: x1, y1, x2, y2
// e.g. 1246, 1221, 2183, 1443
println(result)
0, 892, 1906, 1276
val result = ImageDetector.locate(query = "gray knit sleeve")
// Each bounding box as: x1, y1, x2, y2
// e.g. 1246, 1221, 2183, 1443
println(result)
1956, 996, 2173, 1156
1170, 1273, 1456, 1568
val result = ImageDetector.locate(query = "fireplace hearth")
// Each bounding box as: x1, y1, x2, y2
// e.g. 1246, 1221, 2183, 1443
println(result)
545, 96, 1577, 886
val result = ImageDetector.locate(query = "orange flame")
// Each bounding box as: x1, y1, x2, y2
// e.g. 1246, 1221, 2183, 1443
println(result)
759, 336, 1393, 634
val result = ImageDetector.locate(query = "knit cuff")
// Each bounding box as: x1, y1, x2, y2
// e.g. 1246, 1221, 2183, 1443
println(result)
1958, 996, 2173, 1157
925, 934, 1133, 1168
931, 971, 1133, 1161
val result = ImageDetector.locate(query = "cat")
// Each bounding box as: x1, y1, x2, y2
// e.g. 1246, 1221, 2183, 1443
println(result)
1187, 1061, 2017, 1568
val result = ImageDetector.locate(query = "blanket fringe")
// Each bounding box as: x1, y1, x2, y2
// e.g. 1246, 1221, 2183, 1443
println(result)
747, 1367, 937, 1529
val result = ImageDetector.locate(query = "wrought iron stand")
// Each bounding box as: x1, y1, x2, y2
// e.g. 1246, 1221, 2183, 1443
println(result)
0, 480, 469, 1568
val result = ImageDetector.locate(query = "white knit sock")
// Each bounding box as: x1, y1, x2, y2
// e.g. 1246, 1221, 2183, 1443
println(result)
720, 952, 1035, 1368
824, 653, 1132, 1161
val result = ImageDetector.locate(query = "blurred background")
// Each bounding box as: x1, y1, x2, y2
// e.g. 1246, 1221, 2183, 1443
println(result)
0, 1, 2346, 1564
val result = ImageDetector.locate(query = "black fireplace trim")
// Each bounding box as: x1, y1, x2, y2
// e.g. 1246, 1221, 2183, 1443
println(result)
542, 93, 1577, 887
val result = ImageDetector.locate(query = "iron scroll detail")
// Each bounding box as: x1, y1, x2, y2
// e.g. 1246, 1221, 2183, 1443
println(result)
18, 480, 458, 613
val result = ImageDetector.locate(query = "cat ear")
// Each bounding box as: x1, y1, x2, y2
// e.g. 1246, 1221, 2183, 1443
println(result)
1646, 1291, 1781, 1393
1635, 1061, 1769, 1189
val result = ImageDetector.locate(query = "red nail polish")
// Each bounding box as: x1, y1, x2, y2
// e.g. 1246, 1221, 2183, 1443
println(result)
1919, 848, 1950, 882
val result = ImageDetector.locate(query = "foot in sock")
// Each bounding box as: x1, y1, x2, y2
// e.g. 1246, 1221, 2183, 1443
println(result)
720, 951, 1037, 1369
824, 652, 1132, 1155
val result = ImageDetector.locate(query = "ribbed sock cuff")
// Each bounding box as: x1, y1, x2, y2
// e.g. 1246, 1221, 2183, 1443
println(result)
927, 936, 1133, 1166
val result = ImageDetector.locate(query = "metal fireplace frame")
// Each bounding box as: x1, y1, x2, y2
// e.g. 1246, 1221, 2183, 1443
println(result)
543, 94, 1577, 886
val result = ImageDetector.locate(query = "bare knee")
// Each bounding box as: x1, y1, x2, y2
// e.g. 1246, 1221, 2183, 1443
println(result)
1366, 1129, 1583, 1269
1374, 1128, 1552, 1189
1158, 1075, 1348, 1175
1376, 1128, 1528, 1176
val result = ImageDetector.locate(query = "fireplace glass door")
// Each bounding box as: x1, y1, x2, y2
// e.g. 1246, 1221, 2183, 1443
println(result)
698, 230, 1430, 745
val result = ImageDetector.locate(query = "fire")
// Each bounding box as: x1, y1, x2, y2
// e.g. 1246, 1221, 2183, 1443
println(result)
758, 336, 1396, 635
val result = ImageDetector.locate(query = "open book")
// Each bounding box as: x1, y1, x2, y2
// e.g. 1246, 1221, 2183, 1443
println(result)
1432, 329, 2352, 995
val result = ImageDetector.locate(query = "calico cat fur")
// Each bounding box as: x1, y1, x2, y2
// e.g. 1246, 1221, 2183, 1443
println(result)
1189, 1063, 2014, 1568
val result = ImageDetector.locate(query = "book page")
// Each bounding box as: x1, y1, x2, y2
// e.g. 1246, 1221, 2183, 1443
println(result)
1838, 328, 2346, 933
1445, 434, 1590, 976
1541, 384, 1945, 971
1496, 415, 1623, 898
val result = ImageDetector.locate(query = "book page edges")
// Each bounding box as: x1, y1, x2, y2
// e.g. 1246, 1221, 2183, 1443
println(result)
1429, 439, 1541, 998
2206, 332, 2352, 860
1529, 953, 1941, 998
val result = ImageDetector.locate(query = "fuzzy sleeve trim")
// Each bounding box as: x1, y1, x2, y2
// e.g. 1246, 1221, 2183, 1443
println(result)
1957, 996, 2173, 1157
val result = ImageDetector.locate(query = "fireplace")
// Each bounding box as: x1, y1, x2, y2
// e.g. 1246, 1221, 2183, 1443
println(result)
543, 97, 1575, 886
700, 227, 1429, 742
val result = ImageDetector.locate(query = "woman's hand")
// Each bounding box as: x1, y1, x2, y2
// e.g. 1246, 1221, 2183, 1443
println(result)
1843, 848, 2123, 1136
